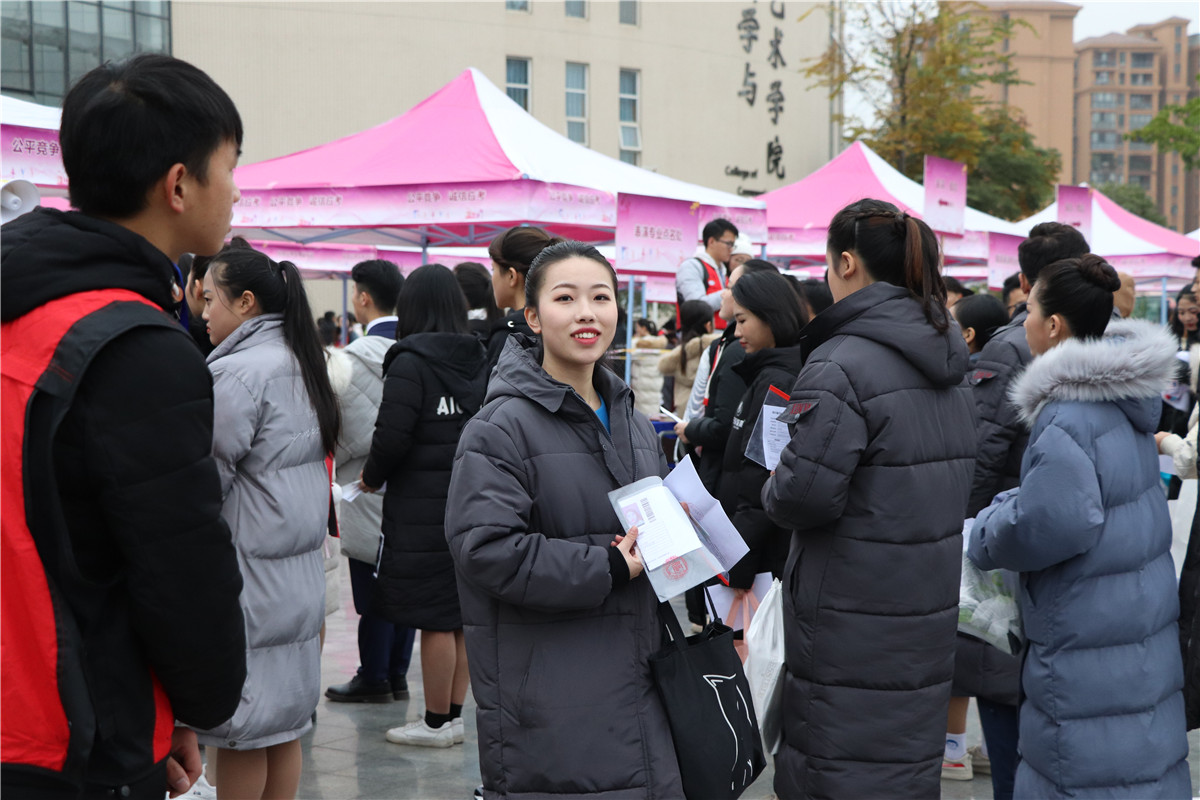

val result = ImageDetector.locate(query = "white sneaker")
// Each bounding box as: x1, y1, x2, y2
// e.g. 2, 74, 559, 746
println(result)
385, 719, 455, 748
451, 716, 464, 744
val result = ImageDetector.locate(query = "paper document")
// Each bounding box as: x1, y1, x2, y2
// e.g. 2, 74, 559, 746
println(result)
745, 385, 791, 471
658, 405, 683, 423
340, 481, 386, 503
1160, 455, 1179, 477
611, 480, 702, 570
662, 454, 749, 571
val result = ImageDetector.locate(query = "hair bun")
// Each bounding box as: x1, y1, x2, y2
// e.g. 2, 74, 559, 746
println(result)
1077, 254, 1120, 292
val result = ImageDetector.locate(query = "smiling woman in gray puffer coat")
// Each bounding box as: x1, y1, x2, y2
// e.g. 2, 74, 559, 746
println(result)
969, 255, 1191, 799
446, 242, 684, 800
762, 200, 977, 799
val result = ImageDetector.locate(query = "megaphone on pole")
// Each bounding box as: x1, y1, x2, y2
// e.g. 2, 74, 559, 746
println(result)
1, 179, 41, 224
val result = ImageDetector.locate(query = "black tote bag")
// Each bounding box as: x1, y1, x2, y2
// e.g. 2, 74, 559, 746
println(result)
649, 601, 766, 800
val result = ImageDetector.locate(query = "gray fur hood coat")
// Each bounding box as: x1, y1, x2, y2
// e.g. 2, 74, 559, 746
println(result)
194, 314, 328, 750
445, 335, 684, 800
969, 319, 1191, 798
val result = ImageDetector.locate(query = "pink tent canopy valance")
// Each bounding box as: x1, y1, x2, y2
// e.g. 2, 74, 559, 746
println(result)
1020, 187, 1199, 282
1, 96, 67, 193
232, 68, 763, 249
762, 141, 1023, 270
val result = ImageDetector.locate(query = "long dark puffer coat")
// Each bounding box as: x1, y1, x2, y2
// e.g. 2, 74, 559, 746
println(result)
683, 324, 747, 494
363, 331, 487, 631
719, 344, 805, 588
445, 335, 684, 800
762, 282, 976, 799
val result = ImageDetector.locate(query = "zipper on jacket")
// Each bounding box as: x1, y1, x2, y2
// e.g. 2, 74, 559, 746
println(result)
567, 386, 639, 481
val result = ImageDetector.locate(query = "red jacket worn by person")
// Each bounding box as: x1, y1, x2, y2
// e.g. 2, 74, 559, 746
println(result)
0, 208, 247, 798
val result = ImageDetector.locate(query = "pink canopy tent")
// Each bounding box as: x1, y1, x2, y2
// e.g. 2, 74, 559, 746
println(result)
1020, 187, 1199, 288
231, 68, 763, 251
762, 141, 1023, 279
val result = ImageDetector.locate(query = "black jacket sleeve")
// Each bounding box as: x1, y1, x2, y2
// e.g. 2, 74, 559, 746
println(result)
362, 353, 422, 488
60, 327, 247, 729
967, 337, 1026, 516
685, 342, 748, 450
723, 377, 785, 588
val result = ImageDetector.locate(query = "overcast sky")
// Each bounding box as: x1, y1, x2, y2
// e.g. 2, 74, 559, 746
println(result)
1072, 0, 1198, 41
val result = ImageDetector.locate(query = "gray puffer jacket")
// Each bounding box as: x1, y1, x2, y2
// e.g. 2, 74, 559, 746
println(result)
762, 282, 976, 800
331, 331, 392, 563
446, 336, 684, 800
195, 314, 327, 750
967, 307, 1031, 516
969, 319, 1190, 798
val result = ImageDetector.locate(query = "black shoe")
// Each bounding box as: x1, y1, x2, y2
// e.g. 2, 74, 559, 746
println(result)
391, 675, 410, 701
473, 786, 484, 799
325, 675, 394, 703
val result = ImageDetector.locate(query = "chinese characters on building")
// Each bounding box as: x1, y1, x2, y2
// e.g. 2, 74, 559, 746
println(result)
734, 2, 787, 182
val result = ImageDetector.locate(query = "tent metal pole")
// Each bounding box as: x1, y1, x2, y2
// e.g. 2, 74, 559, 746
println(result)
341, 274, 349, 346
1162, 277, 1169, 326
625, 278, 636, 385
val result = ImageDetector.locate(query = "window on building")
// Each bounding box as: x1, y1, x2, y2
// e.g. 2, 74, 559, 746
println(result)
1175, 42, 1182, 56
1129, 139, 1154, 151
1093, 50, 1115, 67
1173, 163, 1179, 175
1129, 174, 1151, 190
1091, 111, 1118, 129
1092, 92, 1119, 108
506, 57, 530, 110
1131, 72, 1153, 85
1172, 204, 1179, 217
1090, 152, 1121, 185
2, 0, 171, 105
1175, 63, 1181, 79
1130, 93, 1153, 110
565, 62, 587, 145
1129, 113, 1153, 130
1172, 185, 1178, 197
1119, 72, 1126, 85
619, 0, 638, 25
618, 68, 640, 165
1119, 51, 1126, 65
506, 0, 530, 10
1131, 52, 1154, 69
1129, 155, 1152, 172
565, 0, 586, 18
1090, 130, 1121, 149
1177, 25, 1183, 38
1094, 71, 1111, 85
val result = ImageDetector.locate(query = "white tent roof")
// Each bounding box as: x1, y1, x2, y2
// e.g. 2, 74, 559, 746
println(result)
1, 96, 61, 130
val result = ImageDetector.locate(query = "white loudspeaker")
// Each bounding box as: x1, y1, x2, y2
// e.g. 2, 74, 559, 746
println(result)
1, 179, 41, 224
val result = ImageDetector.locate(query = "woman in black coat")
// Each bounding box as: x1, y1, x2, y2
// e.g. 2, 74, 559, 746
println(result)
361, 264, 488, 749
484, 226, 559, 371
719, 269, 809, 588
762, 200, 976, 799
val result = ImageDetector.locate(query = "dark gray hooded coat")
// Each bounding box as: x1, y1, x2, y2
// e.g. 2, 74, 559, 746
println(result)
761, 282, 977, 800
445, 336, 684, 800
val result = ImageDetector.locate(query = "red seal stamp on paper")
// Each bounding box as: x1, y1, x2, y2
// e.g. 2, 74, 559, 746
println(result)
663, 557, 689, 581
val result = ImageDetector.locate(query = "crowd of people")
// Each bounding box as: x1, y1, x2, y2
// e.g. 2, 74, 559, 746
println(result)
4, 51, 1200, 800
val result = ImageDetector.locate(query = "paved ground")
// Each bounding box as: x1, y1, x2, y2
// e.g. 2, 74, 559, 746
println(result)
296, 558, 1200, 800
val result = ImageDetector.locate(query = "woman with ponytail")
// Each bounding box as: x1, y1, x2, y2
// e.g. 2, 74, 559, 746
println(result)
761, 199, 977, 798
485, 225, 562, 371
195, 240, 339, 799
969, 255, 1190, 798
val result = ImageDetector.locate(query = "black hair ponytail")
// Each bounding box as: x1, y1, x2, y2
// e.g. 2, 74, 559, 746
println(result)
210, 244, 340, 455
827, 199, 949, 332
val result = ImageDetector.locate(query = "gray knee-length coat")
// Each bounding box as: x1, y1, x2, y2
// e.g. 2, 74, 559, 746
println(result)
194, 314, 328, 750
762, 282, 977, 799
970, 319, 1191, 798
446, 336, 684, 800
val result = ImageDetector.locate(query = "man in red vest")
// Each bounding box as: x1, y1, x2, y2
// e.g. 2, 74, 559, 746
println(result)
676, 218, 738, 330
1, 55, 247, 800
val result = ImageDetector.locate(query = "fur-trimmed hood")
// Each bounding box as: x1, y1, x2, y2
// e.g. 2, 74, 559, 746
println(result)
1010, 318, 1178, 429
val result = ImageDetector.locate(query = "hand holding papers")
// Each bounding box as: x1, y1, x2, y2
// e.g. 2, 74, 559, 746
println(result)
608, 455, 749, 601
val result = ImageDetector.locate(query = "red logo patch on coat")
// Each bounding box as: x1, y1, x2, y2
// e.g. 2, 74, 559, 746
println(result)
969, 369, 996, 386
777, 399, 817, 424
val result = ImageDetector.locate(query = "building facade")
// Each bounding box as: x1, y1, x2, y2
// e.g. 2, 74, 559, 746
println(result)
1, 1, 836, 199
975, 1, 1081, 185
1074, 18, 1197, 233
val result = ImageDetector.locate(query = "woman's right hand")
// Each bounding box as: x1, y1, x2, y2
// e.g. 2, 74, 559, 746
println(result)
611, 528, 644, 579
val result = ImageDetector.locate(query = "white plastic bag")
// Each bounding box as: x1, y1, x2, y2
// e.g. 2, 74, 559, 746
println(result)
744, 578, 786, 755
959, 520, 1024, 655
